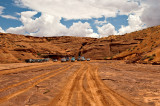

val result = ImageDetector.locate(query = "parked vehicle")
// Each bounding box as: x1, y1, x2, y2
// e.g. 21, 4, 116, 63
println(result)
25, 59, 33, 63
53, 59, 58, 62
25, 58, 50, 63
44, 58, 50, 62
80, 57, 86, 61
61, 58, 66, 62
77, 57, 81, 61
87, 58, 90, 61
71, 57, 75, 62
66, 57, 70, 61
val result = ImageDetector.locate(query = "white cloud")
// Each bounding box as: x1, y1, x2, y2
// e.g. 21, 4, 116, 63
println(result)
0, 27, 5, 33
5, 0, 159, 38
94, 19, 107, 25
0, 6, 18, 20
117, 0, 160, 34
7, 11, 67, 37
141, 0, 160, 27
68, 22, 99, 38
14, 0, 140, 19
97, 23, 117, 37
118, 15, 146, 35
6, 26, 25, 34
86, 32, 100, 38
68, 22, 91, 37
0, 6, 4, 14
6, 11, 99, 38
0, 15, 18, 20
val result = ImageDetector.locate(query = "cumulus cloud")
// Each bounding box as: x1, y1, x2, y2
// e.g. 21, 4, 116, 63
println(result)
86, 32, 100, 38
68, 22, 92, 37
141, 0, 160, 27
0, 27, 5, 33
14, 0, 140, 19
6, 26, 25, 34
68, 22, 99, 38
7, 11, 67, 37
4, 0, 159, 38
118, 15, 146, 35
117, 0, 160, 34
97, 23, 117, 37
6, 11, 99, 38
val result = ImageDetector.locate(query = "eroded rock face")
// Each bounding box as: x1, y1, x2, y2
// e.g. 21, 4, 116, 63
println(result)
1, 25, 160, 63
0, 32, 139, 63
113, 25, 160, 64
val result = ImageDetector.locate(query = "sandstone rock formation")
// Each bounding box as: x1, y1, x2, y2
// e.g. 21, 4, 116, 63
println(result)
0, 25, 160, 63
113, 25, 160, 64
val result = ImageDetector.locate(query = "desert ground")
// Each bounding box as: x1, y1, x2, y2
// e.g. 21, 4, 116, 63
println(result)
0, 60, 159, 106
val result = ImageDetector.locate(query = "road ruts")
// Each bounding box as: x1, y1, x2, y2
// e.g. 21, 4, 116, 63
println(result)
0, 62, 58, 76
48, 63, 86, 106
87, 64, 137, 106
0, 64, 71, 92
0, 63, 73, 104
48, 63, 137, 106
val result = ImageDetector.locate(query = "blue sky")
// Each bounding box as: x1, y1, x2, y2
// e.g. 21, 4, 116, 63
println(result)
0, 0, 159, 37
0, 0, 29, 30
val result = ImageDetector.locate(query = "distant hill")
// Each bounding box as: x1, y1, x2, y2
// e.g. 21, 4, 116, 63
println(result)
0, 25, 160, 63
112, 25, 160, 64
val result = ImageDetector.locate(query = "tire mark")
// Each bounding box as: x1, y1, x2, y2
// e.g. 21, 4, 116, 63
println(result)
48, 62, 138, 106
0, 64, 71, 92
86, 64, 104, 106
78, 64, 96, 106
48, 63, 86, 106
0, 62, 58, 76
92, 64, 137, 106
0, 64, 74, 104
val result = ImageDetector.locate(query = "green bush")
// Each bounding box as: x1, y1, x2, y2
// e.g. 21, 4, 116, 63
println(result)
148, 54, 156, 61
37, 53, 41, 56
104, 57, 107, 60
142, 54, 156, 61
148, 56, 154, 61
141, 55, 148, 60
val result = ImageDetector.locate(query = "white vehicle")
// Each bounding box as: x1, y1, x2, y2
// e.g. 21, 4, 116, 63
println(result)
53, 59, 58, 62
61, 58, 66, 62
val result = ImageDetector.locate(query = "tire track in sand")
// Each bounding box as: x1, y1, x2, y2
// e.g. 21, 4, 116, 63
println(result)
48, 63, 86, 106
86, 64, 106, 106
0, 63, 74, 104
87, 63, 137, 106
0, 64, 71, 92
0, 62, 59, 76
76, 64, 96, 106
48, 62, 137, 106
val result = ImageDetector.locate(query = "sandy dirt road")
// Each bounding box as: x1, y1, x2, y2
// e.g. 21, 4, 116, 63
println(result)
0, 61, 159, 106
49, 63, 136, 106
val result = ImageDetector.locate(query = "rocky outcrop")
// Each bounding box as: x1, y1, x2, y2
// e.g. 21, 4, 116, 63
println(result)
113, 25, 160, 64
0, 32, 139, 63
1, 25, 160, 63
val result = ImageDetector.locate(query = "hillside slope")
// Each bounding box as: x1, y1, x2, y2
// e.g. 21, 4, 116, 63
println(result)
0, 32, 138, 63
113, 25, 160, 64
0, 25, 160, 63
